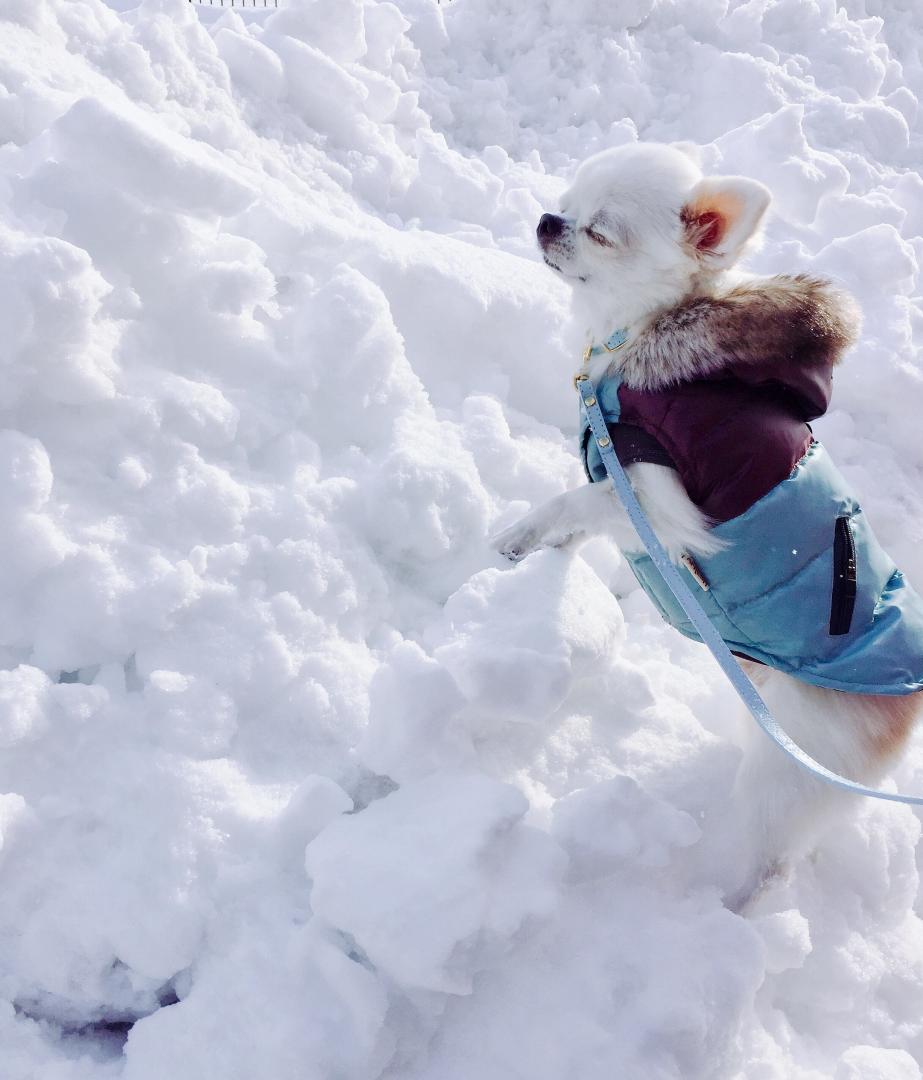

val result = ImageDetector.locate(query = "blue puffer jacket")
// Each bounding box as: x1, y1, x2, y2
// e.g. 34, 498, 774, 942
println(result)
583, 376, 923, 696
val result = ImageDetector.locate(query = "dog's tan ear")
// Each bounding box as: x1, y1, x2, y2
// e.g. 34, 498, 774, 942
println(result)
681, 176, 771, 267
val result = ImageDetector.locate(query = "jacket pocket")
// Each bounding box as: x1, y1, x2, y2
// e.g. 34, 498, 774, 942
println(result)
829, 515, 857, 636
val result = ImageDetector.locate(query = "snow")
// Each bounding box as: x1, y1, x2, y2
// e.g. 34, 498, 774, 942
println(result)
1, 0, 923, 1076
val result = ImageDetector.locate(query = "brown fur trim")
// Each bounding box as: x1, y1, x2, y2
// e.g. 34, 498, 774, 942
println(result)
616, 274, 861, 390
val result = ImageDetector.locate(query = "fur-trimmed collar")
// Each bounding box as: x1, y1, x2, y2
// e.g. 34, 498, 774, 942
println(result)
606, 274, 861, 392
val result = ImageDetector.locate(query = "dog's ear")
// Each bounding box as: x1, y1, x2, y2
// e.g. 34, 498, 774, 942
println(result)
681, 176, 771, 267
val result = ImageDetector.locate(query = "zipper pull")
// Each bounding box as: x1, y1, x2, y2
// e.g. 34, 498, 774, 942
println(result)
681, 552, 710, 591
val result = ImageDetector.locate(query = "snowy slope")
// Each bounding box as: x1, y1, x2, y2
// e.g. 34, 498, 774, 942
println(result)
2, 0, 923, 1076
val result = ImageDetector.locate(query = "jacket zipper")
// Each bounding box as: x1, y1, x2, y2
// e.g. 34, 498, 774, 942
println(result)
829, 515, 857, 635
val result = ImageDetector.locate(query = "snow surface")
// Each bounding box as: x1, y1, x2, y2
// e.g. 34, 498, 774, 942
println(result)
2, 0, 923, 1076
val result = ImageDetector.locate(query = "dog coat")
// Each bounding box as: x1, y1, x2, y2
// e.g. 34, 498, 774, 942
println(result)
581, 363, 923, 695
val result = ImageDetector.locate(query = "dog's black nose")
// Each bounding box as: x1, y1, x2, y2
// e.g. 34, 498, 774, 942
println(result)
537, 213, 565, 241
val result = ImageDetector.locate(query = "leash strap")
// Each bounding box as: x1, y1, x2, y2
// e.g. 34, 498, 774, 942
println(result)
577, 374, 923, 806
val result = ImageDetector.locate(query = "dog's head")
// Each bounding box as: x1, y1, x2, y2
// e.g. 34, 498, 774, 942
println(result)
537, 143, 771, 329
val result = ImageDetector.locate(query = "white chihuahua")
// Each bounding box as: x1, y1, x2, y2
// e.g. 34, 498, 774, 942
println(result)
493, 143, 922, 910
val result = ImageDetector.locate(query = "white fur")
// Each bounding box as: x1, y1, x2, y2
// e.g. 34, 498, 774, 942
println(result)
496, 142, 919, 913
492, 463, 724, 563
542, 143, 771, 346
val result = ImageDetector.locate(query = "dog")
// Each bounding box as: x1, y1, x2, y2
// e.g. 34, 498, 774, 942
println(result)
492, 142, 923, 911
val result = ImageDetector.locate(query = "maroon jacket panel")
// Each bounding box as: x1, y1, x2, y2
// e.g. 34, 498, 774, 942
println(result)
616, 359, 832, 523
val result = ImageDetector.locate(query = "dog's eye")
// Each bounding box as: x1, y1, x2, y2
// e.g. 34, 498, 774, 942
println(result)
585, 226, 614, 248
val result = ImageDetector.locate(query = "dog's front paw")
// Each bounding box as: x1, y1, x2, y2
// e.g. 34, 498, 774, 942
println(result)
492, 523, 538, 562
490, 506, 573, 563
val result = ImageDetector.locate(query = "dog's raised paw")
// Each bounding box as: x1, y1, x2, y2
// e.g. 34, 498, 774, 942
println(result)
490, 520, 540, 563
491, 537, 532, 563
491, 509, 577, 562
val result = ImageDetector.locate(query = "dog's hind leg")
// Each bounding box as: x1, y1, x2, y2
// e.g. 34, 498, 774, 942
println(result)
721, 674, 921, 913
722, 744, 844, 913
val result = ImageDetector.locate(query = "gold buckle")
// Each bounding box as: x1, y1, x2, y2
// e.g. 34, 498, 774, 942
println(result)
574, 344, 594, 390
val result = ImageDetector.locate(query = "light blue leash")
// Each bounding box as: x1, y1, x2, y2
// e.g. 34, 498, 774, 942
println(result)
576, 368, 923, 805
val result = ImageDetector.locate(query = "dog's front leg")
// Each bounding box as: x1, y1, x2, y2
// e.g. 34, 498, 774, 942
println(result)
492, 465, 719, 563
491, 482, 634, 562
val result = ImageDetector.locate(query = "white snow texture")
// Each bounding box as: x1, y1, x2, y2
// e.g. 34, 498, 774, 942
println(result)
2, 0, 923, 1077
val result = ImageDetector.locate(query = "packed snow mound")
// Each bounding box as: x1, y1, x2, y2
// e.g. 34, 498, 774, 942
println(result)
2, 0, 923, 1077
